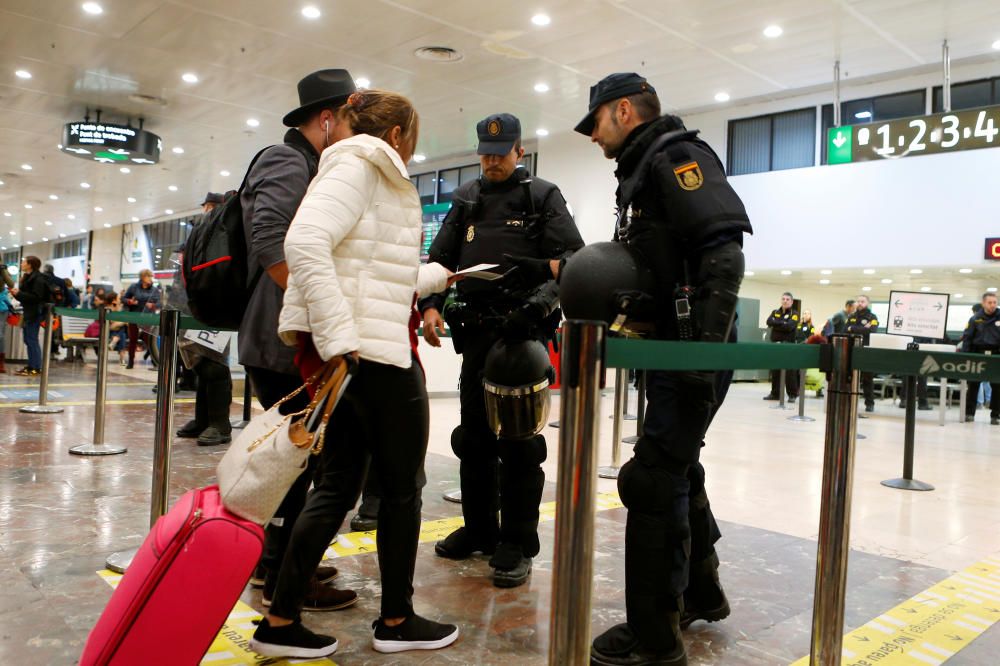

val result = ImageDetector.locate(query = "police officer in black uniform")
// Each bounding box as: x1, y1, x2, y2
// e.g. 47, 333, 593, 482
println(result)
764, 292, 800, 402
419, 113, 584, 588
961, 292, 1000, 424
571, 73, 751, 666
846, 294, 880, 412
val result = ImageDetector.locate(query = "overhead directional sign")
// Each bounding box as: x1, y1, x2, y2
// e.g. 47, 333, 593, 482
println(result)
827, 103, 1000, 165
60, 121, 161, 165
886, 290, 950, 339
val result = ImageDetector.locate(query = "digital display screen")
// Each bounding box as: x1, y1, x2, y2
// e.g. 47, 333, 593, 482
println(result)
421, 203, 452, 262
828, 104, 1000, 165
61, 121, 162, 165
985, 238, 1000, 261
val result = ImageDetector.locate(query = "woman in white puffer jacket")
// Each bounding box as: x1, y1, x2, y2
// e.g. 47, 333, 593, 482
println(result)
254, 90, 460, 659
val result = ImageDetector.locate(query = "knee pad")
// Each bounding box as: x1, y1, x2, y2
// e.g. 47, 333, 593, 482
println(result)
498, 435, 547, 467
618, 455, 690, 516
451, 425, 494, 461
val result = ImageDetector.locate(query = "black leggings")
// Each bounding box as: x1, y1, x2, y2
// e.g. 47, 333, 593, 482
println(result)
270, 356, 429, 620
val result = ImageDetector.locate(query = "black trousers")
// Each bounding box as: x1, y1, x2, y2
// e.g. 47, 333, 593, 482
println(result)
452, 328, 546, 557
245, 366, 313, 576
193, 358, 232, 431
861, 373, 875, 406
769, 368, 799, 398
620, 364, 732, 652
966, 381, 1000, 417
270, 357, 429, 620
898, 376, 929, 405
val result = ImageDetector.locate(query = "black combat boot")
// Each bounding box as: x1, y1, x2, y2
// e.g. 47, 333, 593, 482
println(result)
434, 527, 497, 559
590, 619, 686, 666
489, 542, 531, 588
680, 553, 730, 630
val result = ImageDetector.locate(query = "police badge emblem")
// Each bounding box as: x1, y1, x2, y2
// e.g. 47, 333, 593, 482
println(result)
487, 119, 502, 136
466, 225, 475, 242
673, 162, 704, 191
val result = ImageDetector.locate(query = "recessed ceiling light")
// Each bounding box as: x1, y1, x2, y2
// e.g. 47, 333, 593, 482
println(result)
862, 286, 872, 292
0, 180, 4, 186
165, 209, 174, 215
57, 144, 62, 149
8, 231, 15, 236
993, 40, 1000, 51
103, 223, 111, 228
172, 146, 184, 154
80, 182, 91, 188
48, 194, 58, 200
536, 128, 549, 137
989, 287, 998, 293
714, 92, 730, 103
80, 227, 86, 232
302, 5, 321, 19
20, 164, 32, 171
59, 233, 66, 238
780, 270, 792, 275
131, 216, 139, 222
909, 268, 923, 274
2, 212, 10, 217
181, 72, 199, 84
920, 286, 932, 292
763, 25, 783, 38
82, 2, 103, 15
41, 237, 48, 242
863, 268, 876, 275
44, 221, 52, 226
881, 278, 893, 284
127, 197, 137, 203
168, 185, 178, 192
68, 214, 76, 220
1, 247, 5, 251
819, 279, 831, 285
26, 241, 32, 246
412, 154, 426, 163
854, 111, 873, 120
531, 13, 551, 26
954, 293, 964, 298
24, 204, 32, 209
15, 70, 32, 80
820, 269, 832, 275
246, 118, 260, 128
25, 226, 33, 231
220, 170, 230, 177
355, 77, 370, 89
959, 268, 973, 274
744, 271, 755, 277
120, 167, 130, 174
94, 206, 103, 212
534, 82, 550, 93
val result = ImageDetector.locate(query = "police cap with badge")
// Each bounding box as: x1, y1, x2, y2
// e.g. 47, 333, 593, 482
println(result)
574, 72, 656, 135
477, 113, 522, 155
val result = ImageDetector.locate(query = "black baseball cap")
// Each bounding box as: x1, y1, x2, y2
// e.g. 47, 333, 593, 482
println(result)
574, 73, 657, 135
476, 113, 521, 156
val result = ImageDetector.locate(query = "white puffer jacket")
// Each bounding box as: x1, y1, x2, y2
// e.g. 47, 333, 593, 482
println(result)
278, 134, 449, 368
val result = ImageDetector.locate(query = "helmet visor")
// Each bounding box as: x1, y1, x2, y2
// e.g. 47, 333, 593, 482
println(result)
483, 379, 551, 440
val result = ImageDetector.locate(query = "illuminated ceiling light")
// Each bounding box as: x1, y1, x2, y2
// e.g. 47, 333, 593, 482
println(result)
68, 214, 76, 219
168, 185, 178, 192
246, 118, 260, 128
26, 241, 33, 246
355, 77, 370, 89
302, 5, 321, 19
15, 69, 32, 80
819, 279, 831, 285
80, 227, 86, 232
44, 220, 52, 226
763, 25, 783, 38
989, 287, 999, 293
127, 197, 137, 203
8, 231, 15, 235
220, 170, 230, 177
59, 233, 66, 238
863, 268, 876, 275
534, 82, 550, 93
862, 286, 872, 292
57, 144, 62, 149
536, 128, 549, 137
21, 163, 32, 170
0, 247, 4, 251
172, 146, 184, 155
909, 268, 923, 274
181, 72, 199, 84
744, 271, 755, 277
531, 13, 551, 26
412, 154, 426, 163
103, 223, 111, 228
82, 2, 103, 15
94, 206, 103, 212
820, 269, 832, 275
854, 111, 873, 120
41, 237, 48, 242
993, 40, 1000, 51
780, 270, 792, 275
131, 216, 139, 222
959, 268, 973, 274
24, 204, 32, 209
920, 286, 932, 292
714, 92, 730, 103
80, 182, 91, 188
881, 278, 893, 284
165, 209, 174, 214
2, 212, 10, 217
25, 226, 33, 231
49, 194, 58, 200
0, 180, 4, 186
120, 167, 130, 174
954, 293, 964, 298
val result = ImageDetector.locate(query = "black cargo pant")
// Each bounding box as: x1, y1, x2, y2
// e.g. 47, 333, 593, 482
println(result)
619, 364, 732, 652
452, 326, 546, 557
193, 357, 232, 432
769, 368, 799, 398
270, 357, 429, 620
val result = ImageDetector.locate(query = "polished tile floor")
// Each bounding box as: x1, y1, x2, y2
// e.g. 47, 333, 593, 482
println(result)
1, 359, 998, 664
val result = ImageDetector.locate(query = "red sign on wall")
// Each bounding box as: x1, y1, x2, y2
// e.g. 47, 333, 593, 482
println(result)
986, 238, 1000, 261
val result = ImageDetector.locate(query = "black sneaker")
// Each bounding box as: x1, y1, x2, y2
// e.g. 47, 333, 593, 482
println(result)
865, 403, 875, 413
371, 614, 459, 653
918, 403, 933, 411
434, 527, 496, 559
992, 417, 1000, 426
249, 618, 337, 659
762, 394, 779, 401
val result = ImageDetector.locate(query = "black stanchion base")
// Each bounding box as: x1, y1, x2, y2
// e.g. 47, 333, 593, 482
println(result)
788, 414, 816, 422
598, 466, 620, 479
622, 435, 639, 444
857, 433, 867, 440
881, 478, 935, 491
230, 418, 250, 430
442, 489, 462, 504
19, 405, 65, 414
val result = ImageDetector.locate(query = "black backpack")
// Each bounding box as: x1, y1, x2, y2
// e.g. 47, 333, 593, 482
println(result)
182, 143, 311, 329
41, 272, 65, 305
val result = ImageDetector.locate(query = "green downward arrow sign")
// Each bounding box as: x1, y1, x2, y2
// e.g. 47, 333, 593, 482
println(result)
828, 126, 853, 164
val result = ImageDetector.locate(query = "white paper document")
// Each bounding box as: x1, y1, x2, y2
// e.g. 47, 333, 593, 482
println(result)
456, 263, 503, 281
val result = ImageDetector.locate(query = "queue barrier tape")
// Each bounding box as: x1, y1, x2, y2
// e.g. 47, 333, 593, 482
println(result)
54, 307, 230, 333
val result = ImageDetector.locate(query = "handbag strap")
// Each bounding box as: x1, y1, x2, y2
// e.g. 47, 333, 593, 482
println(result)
310, 357, 356, 455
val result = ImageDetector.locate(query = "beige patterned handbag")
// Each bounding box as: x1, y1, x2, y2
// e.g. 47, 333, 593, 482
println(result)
216, 358, 353, 525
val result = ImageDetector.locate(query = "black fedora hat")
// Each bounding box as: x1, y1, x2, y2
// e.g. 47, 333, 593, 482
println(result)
283, 69, 356, 127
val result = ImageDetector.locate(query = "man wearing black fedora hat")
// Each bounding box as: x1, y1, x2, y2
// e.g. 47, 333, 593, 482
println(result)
238, 68, 358, 621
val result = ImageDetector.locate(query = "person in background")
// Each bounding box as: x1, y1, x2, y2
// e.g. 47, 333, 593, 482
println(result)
795, 309, 816, 343
63, 278, 80, 308
961, 292, 1000, 424
0, 281, 12, 373
81, 284, 95, 309
10, 256, 49, 376
86, 292, 129, 365
764, 292, 799, 402
846, 294, 879, 413
92, 286, 107, 308
823, 299, 855, 337
123, 268, 161, 369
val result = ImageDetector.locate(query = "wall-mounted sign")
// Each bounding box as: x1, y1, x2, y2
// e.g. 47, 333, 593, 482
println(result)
886, 290, 950, 339
60, 121, 161, 165
827, 104, 1000, 165
986, 238, 1000, 261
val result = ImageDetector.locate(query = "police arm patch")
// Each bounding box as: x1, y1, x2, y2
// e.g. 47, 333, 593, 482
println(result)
673, 162, 704, 191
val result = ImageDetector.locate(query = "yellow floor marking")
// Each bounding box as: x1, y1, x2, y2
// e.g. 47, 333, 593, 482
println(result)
97, 570, 335, 666
790, 556, 1000, 665
3, 398, 195, 409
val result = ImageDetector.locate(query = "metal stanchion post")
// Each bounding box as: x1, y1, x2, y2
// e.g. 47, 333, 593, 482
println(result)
771, 368, 790, 410
959, 380, 967, 423
70, 306, 127, 456
788, 368, 815, 422
809, 334, 861, 665
623, 371, 637, 421
231, 372, 253, 429
20, 304, 64, 414
938, 376, 947, 427
548, 321, 604, 666
105, 309, 180, 573
623, 370, 646, 445
882, 370, 934, 491
598, 367, 627, 479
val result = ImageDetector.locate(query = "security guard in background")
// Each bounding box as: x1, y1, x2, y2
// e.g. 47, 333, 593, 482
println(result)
419, 113, 584, 588
764, 292, 800, 402
847, 294, 879, 412
573, 73, 751, 666
795, 309, 816, 343
961, 292, 1000, 424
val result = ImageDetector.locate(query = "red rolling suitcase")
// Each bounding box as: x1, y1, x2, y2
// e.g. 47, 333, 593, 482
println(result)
79, 485, 264, 666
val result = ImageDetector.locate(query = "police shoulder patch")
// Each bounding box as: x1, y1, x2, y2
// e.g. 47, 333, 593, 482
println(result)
673, 161, 704, 191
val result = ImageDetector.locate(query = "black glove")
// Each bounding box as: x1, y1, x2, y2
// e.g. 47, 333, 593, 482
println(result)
503, 302, 543, 339
502, 254, 552, 289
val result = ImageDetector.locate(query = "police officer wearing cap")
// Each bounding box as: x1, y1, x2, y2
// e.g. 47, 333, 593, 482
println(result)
569, 73, 752, 665
420, 113, 583, 588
